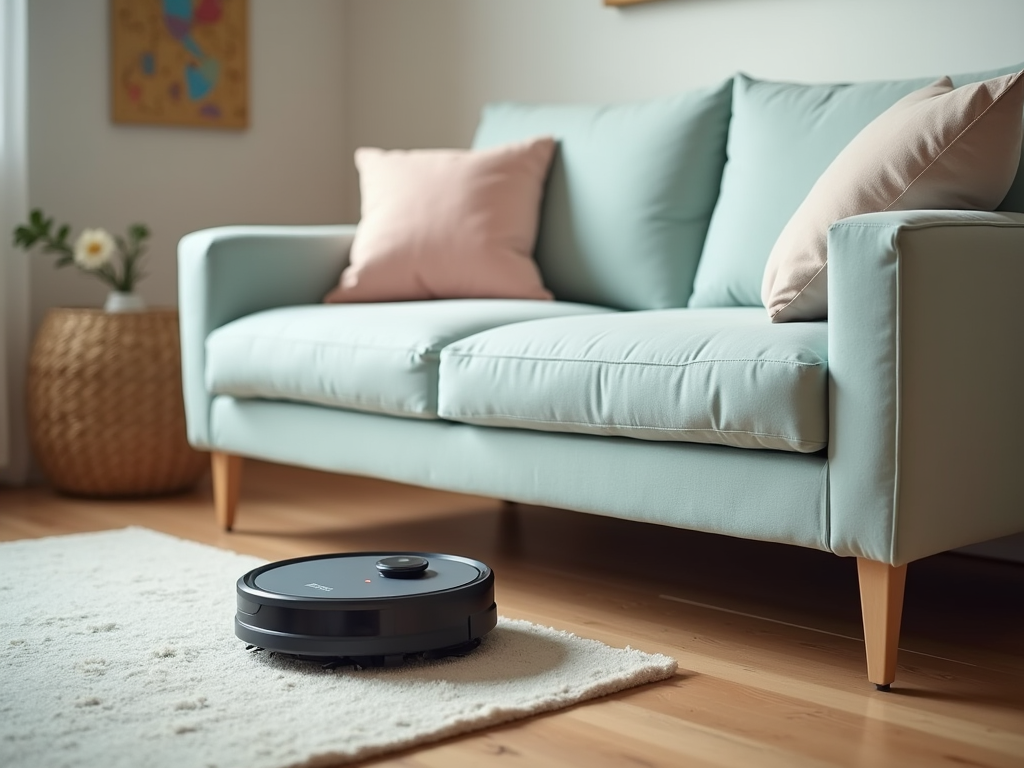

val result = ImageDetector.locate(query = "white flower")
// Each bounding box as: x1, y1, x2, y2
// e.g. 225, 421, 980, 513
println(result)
74, 228, 115, 270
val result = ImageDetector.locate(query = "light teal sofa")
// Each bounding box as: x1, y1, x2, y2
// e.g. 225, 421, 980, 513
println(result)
178, 63, 1024, 689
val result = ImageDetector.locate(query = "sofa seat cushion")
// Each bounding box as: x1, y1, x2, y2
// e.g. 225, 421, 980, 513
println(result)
437, 308, 827, 452
206, 300, 611, 419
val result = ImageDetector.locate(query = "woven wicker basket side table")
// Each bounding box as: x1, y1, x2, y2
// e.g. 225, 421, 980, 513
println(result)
27, 307, 208, 497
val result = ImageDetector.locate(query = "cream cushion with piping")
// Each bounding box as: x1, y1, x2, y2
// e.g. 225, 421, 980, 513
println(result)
762, 70, 1024, 322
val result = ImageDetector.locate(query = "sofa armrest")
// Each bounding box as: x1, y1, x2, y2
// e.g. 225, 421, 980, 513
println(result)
827, 210, 1024, 565
177, 225, 357, 448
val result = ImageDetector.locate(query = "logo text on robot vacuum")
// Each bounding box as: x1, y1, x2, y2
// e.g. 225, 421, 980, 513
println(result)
305, 583, 334, 592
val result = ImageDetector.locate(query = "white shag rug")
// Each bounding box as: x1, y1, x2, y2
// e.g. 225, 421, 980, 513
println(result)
0, 527, 676, 768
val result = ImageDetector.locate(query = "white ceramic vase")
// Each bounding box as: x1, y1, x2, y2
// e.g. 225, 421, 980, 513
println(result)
104, 291, 147, 313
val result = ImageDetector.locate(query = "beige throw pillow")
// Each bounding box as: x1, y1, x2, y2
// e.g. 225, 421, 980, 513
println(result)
762, 70, 1024, 323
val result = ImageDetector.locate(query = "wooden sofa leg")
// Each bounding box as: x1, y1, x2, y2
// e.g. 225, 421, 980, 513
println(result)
211, 452, 243, 531
856, 558, 908, 691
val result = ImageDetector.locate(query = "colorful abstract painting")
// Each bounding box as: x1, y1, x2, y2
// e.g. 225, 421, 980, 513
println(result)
111, 0, 248, 129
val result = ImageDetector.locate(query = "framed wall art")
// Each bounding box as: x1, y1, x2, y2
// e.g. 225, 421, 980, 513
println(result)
111, 0, 249, 130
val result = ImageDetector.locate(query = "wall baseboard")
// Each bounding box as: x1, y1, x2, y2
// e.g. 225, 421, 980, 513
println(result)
956, 533, 1024, 564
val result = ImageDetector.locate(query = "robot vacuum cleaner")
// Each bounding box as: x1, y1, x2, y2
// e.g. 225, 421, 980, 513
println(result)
235, 552, 496, 667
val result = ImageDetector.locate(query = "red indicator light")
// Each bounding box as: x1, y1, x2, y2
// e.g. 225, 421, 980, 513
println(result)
364, 579, 372, 583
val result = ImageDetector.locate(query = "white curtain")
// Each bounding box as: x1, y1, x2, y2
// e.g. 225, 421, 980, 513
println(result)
0, 0, 29, 483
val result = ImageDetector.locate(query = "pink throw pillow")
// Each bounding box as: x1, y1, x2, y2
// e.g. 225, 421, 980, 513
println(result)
325, 137, 556, 303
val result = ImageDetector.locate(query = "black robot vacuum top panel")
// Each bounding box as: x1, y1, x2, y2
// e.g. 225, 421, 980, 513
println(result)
235, 552, 496, 667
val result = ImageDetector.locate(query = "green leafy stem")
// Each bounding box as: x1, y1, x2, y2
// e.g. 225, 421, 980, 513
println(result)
13, 208, 150, 292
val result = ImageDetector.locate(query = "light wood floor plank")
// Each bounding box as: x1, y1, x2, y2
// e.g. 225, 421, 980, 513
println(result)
567, 700, 839, 768
509, 600, 1024, 747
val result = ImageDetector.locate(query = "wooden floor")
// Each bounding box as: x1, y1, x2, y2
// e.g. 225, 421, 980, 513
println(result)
2, 461, 1023, 767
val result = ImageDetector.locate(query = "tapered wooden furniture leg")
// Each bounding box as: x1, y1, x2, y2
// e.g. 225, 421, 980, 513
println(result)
857, 558, 908, 691
211, 452, 243, 532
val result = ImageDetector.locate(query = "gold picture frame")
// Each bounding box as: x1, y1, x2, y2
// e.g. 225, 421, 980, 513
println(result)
111, 0, 249, 130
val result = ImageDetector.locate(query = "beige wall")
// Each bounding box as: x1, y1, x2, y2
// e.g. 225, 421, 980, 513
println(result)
343, 0, 1024, 219
26, 0, 348, 330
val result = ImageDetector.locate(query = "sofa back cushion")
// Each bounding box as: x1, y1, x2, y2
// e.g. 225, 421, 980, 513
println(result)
472, 79, 732, 310
689, 63, 1024, 309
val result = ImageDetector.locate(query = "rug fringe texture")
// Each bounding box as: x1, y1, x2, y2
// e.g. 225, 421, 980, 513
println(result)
0, 527, 677, 768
